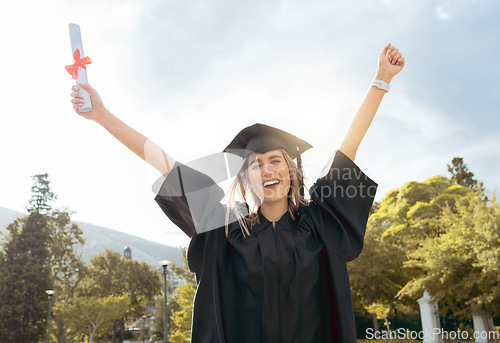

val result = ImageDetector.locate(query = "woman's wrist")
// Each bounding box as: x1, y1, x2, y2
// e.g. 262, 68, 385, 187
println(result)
375, 70, 393, 84
94, 107, 113, 127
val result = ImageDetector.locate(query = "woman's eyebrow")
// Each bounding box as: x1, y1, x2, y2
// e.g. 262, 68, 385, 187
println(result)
250, 155, 283, 165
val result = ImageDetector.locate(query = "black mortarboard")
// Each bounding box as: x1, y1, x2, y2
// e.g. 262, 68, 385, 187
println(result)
223, 123, 312, 160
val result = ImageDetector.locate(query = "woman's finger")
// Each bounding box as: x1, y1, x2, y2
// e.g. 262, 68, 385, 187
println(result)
78, 83, 97, 96
71, 97, 85, 105
392, 51, 403, 64
381, 43, 391, 56
70, 93, 84, 103
73, 103, 83, 112
389, 48, 399, 58
71, 91, 84, 99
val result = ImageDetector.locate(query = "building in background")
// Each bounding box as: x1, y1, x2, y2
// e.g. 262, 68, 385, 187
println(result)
124, 246, 132, 260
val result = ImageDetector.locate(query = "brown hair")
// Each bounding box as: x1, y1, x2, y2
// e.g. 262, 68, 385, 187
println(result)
224, 149, 308, 237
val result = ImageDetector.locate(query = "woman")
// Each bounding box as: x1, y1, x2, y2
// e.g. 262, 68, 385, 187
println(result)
70, 43, 404, 342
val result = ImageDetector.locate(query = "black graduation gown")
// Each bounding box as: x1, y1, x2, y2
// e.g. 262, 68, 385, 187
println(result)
155, 150, 377, 343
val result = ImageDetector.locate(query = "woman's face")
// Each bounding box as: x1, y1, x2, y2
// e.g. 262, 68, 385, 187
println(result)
247, 150, 291, 205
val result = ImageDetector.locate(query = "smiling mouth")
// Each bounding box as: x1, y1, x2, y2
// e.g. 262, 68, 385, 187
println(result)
263, 180, 280, 188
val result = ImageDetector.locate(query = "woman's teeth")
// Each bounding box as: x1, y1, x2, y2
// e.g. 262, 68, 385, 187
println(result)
263, 180, 279, 187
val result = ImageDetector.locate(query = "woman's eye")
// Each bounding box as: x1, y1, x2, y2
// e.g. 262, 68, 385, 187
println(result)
271, 160, 280, 164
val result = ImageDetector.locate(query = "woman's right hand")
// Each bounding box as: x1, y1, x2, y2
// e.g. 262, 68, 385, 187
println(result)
70, 83, 106, 122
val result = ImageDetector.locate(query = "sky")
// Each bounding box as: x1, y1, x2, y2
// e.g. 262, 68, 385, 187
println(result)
1, 0, 499, 248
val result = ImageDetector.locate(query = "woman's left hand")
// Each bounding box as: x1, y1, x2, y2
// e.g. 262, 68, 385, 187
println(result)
377, 43, 405, 81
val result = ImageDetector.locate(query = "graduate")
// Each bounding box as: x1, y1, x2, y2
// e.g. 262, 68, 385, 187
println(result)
70, 43, 405, 342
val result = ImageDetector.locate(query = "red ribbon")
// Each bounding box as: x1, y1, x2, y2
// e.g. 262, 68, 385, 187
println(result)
65, 49, 91, 79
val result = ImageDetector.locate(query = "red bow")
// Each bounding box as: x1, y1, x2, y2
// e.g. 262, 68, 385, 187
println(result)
65, 49, 91, 79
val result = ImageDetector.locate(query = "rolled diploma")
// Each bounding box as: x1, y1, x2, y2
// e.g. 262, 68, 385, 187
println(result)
68, 23, 92, 112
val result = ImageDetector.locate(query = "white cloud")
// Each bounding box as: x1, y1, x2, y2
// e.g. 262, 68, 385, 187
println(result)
381, 93, 464, 140
436, 6, 450, 20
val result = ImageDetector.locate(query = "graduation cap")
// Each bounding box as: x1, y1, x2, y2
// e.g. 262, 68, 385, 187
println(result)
223, 123, 312, 160
224, 123, 312, 197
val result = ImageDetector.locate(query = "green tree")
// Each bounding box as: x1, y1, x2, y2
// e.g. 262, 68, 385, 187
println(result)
168, 282, 196, 343
349, 174, 472, 328
0, 174, 57, 342
54, 294, 130, 343
403, 189, 500, 318
349, 212, 407, 330
365, 302, 391, 331
377, 175, 471, 252
27, 173, 56, 215
0, 174, 86, 343
48, 209, 85, 343
0, 213, 52, 342
80, 250, 161, 314
70, 250, 161, 340
48, 209, 85, 295
447, 157, 481, 191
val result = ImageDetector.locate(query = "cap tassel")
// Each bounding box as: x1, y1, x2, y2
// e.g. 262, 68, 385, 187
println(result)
296, 146, 305, 199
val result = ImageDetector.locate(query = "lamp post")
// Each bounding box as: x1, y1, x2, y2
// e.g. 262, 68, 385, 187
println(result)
46, 290, 55, 343
159, 260, 171, 343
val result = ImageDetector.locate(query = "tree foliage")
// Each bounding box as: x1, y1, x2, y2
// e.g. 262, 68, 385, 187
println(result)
447, 157, 479, 190
403, 189, 500, 317
349, 173, 475, 324
53, 250, 162, 341
47, 209, 85, 343
351, 157, 500, 324
79, 249, 161, 316
349, 207, 408, 327
49, 209, 85, 297
27, 173, 56, 215
0, 213, 52, 342
0, 174, 85, 343
54, 294, 130, 343
168, 282, 196, 343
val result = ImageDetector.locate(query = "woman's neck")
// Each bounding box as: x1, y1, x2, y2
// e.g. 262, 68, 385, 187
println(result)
260, 199, 288, 223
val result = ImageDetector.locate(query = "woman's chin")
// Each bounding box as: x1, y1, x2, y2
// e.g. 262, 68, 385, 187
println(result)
262, 195, 288, 205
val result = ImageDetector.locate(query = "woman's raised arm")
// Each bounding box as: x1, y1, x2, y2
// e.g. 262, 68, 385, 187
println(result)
339, 43, 405, 161
70, 83, 175, 176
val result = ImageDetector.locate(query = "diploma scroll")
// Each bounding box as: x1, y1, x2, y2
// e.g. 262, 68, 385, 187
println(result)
68, 23, 92, 112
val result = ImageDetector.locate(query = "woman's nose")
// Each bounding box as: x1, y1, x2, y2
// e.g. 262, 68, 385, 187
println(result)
261, 163, 274, 176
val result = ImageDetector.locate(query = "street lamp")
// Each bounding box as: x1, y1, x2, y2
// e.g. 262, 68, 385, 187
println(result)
159, 260, 171, 343
46, 290, 55, 343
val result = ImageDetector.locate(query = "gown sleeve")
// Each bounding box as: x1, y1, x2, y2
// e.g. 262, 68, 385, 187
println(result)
308, 149, 378, 261
154, 162, 228, 272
